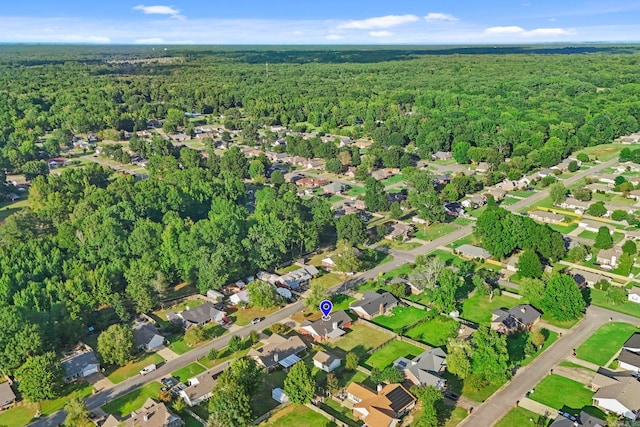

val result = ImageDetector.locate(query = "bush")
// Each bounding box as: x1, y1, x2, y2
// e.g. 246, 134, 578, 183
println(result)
576, 153, 589, 162
270, 323, 290, 335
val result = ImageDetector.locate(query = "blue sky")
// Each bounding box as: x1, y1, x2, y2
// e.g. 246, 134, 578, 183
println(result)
1, 1, 639, 44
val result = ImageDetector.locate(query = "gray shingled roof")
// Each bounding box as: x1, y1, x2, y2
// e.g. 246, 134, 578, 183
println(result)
350, 290, 398, 317
624, 333, 640, 350
619, 349, 640, 369
61, 351, 99, 378
301, 310, 352, 338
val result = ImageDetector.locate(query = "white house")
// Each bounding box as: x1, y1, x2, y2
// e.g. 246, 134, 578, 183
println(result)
313, 350, 342, 373
629, 287, 640, 304
593, 376, 640, 420
618, 350, 640, 374
179, 364, 228, 407
578, 220, 614, 234
230, 289, 249, 306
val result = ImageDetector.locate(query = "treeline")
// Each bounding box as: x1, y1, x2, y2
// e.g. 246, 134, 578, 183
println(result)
0, 149, 335, 374
2, 46, 640, 182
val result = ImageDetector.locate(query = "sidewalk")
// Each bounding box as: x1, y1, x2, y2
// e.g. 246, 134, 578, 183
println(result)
552, 366, 595, 386
518, 397, 556, 418
565, 355, 600, 371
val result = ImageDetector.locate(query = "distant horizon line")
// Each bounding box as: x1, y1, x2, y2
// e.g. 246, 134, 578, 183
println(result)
0, 41, 639, 46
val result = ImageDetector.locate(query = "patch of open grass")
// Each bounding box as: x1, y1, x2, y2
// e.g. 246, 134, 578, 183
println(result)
262, 404, 337, 427
529, 374, 602, 418
171, 362, 207, 382
590, 288, 640, 317
346, 186, 366, 197
381, 174, 405, 187
231, 305, 279, 327
460, 293, 520, 326
404, 316, 459, 347
0, 198, 29, 221
415, 223, 458, 241
106, 352, 164, 384
102, 382, 163, 417
361, 340, 423, 370
507, 330, 558, 367
0, 405, 37, 427
310, 272, 344, 290
325, 323, 394, 359
41, 382, 94, 415
576, 322, 639, 365
371, 306, 427, 332
495, 407, 550, 427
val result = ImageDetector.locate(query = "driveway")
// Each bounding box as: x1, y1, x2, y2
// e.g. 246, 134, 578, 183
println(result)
459, 305, 640, 427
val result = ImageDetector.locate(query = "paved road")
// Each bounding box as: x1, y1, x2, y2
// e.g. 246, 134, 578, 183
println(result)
30, 157, 620, 426
459, 305, 640, 427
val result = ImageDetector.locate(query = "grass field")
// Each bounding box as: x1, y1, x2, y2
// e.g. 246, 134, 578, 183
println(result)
263, 405, 336, 427
102, 382, 163, 417
405, 316, 459, 347
231, 305, 279, 326
453, 217, 474, 226
371, 306, 427, 332
107, 352, 164, 384
529, 375, 602, 418
590, 288, 640, 317
575, 144, 625, 161
495, 407, 550, 427
447, 235, 476, 249
310, 272, 344, 290
172, 362, 207, 382
40, 382, 94, 415
328, 195, 345, 203
0, 405, 37, 427
576, 322, 639, 365
381, 174, 405, 186
325, 323, 395, 358
500, 197, 520, 206
460, 293, 520, 325
382, 263, 415, 279
0, 198, 29, 221
361, 340, 423, 370
415, 223, 458, 241
346, 186, 366, 197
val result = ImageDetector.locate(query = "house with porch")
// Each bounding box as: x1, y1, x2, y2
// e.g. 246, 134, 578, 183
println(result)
61, 344, 100, 382
491, 304, 541, 334
178, 363, 228, 407
313, 350, 342, 373
300, 310, 353, 342
350, 291, 398, 320
593, 375, 640, 420
247, 334, 307, 372
393, 347, 447, 389
170, 302, 227, 328
456, 244, 491, 261
133, 323, 165, 352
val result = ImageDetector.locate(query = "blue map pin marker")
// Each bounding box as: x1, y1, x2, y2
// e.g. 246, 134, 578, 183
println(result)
320, 300, 333, 320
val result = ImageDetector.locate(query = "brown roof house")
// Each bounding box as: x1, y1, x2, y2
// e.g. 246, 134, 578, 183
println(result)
103, 398, 184, 427
596, 246, 623, 269
345, 382, 417, 427
350, 291, 398, 321
247, 334, 307, 372
530, 210, 564, 224
385, 222, 414, 242
491, 304, 541, 334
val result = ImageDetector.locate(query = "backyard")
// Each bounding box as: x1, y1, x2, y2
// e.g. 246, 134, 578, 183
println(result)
528, 374, 604, 418
575, 322, 639, 366
325, 323, 395, 358
102, 382, 163, 417
371, 306, 427, 333
404, 316, 459, 347
460, 293, 520, 325
507, 330, 558, 367
263, 404, 337, 427
361, 340, 423, 370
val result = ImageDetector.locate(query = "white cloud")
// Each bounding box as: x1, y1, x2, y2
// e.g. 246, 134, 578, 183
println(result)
338, 14, 419, 30
325, 34, 344, 40
133, 5, 182, 18
424, 13, 458, 22
484, 26, 571, 37
135, 38, 165, 44
369, 31, 393, 37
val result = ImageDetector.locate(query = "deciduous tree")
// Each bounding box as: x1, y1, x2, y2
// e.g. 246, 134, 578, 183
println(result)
97, 324, 134, 366
284, 361, 315, 405
541, 274, 586, 321
16, 352, 64, 402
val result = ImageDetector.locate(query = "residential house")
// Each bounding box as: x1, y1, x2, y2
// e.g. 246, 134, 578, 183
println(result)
321, 257, 336, 269
570, 269, 608, 287
134, 323, 165, 352
339, 137, 353, 147
486, 188, 506, 201
283, 172, 304, 184
618, 350, 640, 374
497, 179, 520, 192
350, 291, 398, 320
628, 287, 640, 304
596, 246, 623, 268
627, 190, 640, 201
560, 197, 591, 213
300, 310, 353, 342
620, 133, 640, 144
178, 363, 228, 407
279, 265, 319, 290
444, 202, 464, 217
322, 182, 344, 195
549, 411, 605, 427
206, 289, 224, 302
616, 162, 640, 173
0, 382, 16, 409
603, 203, 635, 217
579, 220, 614, 234
389, 276, 422, 295
456, 244, 491, 261
506, 255, 520, 272
344, 166, 357, 178
229, 289, 250, 306
313, 350, 341, 373
432, 151, 452, 161
537, 168, 554, 178
461, 194, 487, 209
529, 210, 564, 224
295, 177, 328, 188
345, 382, 417, 427
371, 168, 397, 181
61, 345, 100, 382
491, 304, 541, 334
585, 183, 611, 193
435, 174, 452, 185
385, 222, 414, 241
247, 334, 307, 372
354, 200, 367, 211
103, 398, 184, 427
47, 157, 71, 168
623, 334, 640, 353
305, 159, 324, 170
476, 162, 490, 173
625, 229, 640, 241
594, 173, 618, 186
388, 192, 407, 204
393, 348, 447, 389
593, 375, 640, 420
170, 302, 227, 328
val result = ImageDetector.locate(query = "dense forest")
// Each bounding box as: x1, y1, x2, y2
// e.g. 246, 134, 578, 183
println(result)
1, 45, 640, 375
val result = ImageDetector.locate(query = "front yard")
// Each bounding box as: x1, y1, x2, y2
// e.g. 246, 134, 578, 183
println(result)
404, 316, 459, 347
495, 407, 550, 427
507, 330, 558, 367
414, 223, 458, 241
528, 374, 603, 418
361, 340, 423, 370
576, 322, 639, 366
371, 306, 427, 333
309, 272, 344, 290
590, 288, 640, 318
460, 293, 520, 325
102, 382, 163, 417
230, 306, 280, 327
172, 362, 207, 382
106, 352, 164, 384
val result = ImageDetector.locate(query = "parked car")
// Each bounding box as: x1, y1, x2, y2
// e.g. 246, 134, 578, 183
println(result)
139, 364, 157, 376
251, 317, 265, 324
161, 377, 178, 388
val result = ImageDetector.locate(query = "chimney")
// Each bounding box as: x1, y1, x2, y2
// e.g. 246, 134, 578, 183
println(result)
143, 415, 149, 422
377, 384, 383, 393
520, 307, 526, 313
333, 322, 338, 331
274, 352, 279, 362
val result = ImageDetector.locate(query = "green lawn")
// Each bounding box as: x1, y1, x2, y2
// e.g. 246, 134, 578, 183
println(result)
453, 217, 474, 226
575, 143, 625, 161
500, 196, 521, 206
102, 382, 163, 417
379, 240, 422, 251
529, 375, 602, 418
381, 174, 405, 186
172, 362, 207, 382
590, 288, 640, 317
0, 198, 29, 221
200, 346, 253, 369
460, 293, 520, 325
415, 223, 458, 241
325, 323, 395, 358
310, 272, 344, 290
181, 412, 204, 427
331, 294, 356, 312
230, 306, 279, 327
371, 306, 427, 332
361, 340, 423, 370
447, 235, 476, 249
576, 322, 640, 365
263, 405, 336, 427
548, 223, 580, 233
107, 352, 164, 384
511, 190, 536, 198
0, 405, 37, 427
251, 381, 283, 418
495, 407, 550, 427
276, 264, 302, 274
328, 195, 345, 203
382, 263, 416, 279
507, 330, 558, 367
467, 206, 488, 219
320, 398, 361, 427
347, 186, 366, 197
40, 382, 94, 415
404, 316, 459, 347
